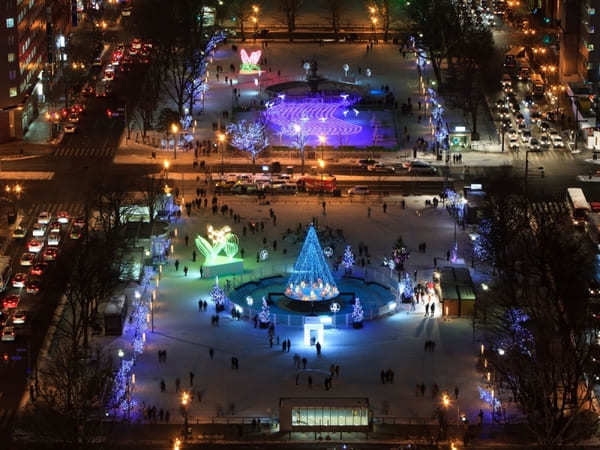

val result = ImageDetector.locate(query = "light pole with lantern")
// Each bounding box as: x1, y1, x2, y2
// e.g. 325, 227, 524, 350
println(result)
318, 159, 325, 194
171, 123, 179, 160
218, 132, 226, 176
181, 391, 190, 438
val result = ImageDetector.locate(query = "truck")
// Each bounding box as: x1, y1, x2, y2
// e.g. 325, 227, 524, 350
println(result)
0, 256, 12, 292
297, 175, 337, 193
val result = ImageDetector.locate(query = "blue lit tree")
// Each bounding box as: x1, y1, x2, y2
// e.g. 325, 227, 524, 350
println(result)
211, 277, 226, 312
227, 119, 268, 171
258, 296, 270, 325
342, 245, 355, 274
399, 272, 414, 301
392, 236, 410, 271
352, 297, 364, 328
285, 225, 339, 301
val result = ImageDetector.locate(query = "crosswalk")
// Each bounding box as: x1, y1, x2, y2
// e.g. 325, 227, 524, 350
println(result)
23, 203, 87, 223
529, 200, 568, 217
513, 149, 575, 161
53, 147, 115, 158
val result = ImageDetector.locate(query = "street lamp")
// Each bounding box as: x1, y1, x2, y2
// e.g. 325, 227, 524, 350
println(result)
181, 391, 190, 438
318, 159, 325, 194
171, 123, 179, 160
371, 16, 378, 41
318, 134, 326, 160
217, 132, 226, 176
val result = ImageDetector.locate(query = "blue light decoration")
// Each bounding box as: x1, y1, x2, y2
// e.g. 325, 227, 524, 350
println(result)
398, 272, 414, 301
265, 94, 362, 140
342, 245, 355, 271
478, 386, 501, 410
285, 225, 339, 301
352, 297, 364, 323
259, 296, 270, 324
211, 277, 226, 307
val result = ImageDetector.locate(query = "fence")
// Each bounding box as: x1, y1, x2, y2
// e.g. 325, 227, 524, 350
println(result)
222, 263, 401, 328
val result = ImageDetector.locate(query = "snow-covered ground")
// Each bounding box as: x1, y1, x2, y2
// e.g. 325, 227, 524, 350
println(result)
106, 195, 497, 425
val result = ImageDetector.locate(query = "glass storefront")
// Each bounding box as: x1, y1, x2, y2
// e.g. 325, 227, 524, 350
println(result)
291, 406, 368, 427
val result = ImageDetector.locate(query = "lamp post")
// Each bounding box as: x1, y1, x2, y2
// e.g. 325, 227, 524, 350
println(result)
171, 123, 179, 160
318, 159, 325, 194
318, 134, 326, 160
218, 132, 226, 176
371, 16, 378, 42
252, 5, 260, 39
181, 391, 190, 438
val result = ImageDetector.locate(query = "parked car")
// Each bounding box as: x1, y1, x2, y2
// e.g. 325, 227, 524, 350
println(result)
347, 185, 370, 195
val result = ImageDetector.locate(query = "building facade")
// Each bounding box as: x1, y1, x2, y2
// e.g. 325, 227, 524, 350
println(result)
559, 0, 600, 84
0, 0, 48, 142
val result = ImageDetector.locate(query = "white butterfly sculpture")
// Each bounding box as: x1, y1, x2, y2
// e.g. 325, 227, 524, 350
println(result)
241, 49, 262, 65
239, 49, 262, 73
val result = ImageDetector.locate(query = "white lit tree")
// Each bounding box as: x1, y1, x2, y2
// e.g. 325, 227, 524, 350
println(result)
352, 297, 364, 326
259, 296, 270, 325
227, 119, 268, 172
342, 245, 355, 273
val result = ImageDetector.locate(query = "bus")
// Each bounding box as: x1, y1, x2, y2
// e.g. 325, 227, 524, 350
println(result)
567, 187, 591, 226
530, 73, 544, 96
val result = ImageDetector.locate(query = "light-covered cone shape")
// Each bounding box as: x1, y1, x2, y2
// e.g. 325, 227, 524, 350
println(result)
285, 225, 339, 301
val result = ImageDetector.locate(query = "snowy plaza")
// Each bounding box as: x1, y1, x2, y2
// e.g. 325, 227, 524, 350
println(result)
113, 195, 493, 426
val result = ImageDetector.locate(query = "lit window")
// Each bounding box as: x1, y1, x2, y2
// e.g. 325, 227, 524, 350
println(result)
6, 18, 14, 28
7, 53, 15, 63
9, 87, 17, 97
590, 8, 596, 15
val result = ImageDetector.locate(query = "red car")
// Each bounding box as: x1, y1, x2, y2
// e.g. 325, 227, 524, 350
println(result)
26, 279, 41, 295
30, 262, 48, 277
49, 220, 61, 233
3, 294, 20, 309
42, 246, 58, 261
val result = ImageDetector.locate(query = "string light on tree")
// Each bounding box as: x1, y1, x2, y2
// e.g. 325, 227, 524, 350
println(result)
342, 245, 355, 272
259, 296, 271, 324
352, 297, 364, 327
227, 120, 269, 168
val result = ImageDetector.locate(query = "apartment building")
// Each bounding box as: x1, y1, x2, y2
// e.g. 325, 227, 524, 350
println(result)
0, 0, 47, 142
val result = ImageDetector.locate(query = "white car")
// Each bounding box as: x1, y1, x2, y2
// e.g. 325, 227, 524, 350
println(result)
1, 326, 15, 341
28, 239, 43, 253
12, 311, 26, 325
347, 185, 370, 195
32, 223, 46, 237
57, 211, 69, 224
48, 232, 61, 246
552, 135, 564, 148
37, 211, 51, 224
519, 129, 532, 144
529, 138, 541, 151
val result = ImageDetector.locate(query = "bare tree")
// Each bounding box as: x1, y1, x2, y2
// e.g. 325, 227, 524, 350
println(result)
18, 342, 117, 449
322, 0, 344, 35
277, 0, 304, 40
228, 0, 259, 41
139, 173, 165, 225
477, 194, 599, 446
227, 119, 269, 171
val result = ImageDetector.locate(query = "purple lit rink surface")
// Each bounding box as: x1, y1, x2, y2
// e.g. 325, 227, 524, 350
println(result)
237, 102, 396, 148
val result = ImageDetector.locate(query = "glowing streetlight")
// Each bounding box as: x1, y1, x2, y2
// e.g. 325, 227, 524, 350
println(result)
252, 4, 259, 14
173, 438, 181, 450
217, 132, 226, 176
442, 392, 450, 408
318, 159, 325, 169
170, 123, 179, 160
181, 392, 190, 437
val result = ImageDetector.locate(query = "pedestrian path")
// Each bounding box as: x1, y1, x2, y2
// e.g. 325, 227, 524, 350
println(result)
53, 146, 115, 158
512, 149, 575, 161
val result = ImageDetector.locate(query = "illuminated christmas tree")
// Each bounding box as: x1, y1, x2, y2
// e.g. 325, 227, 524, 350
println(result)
211, 276, 226, 311
342, 245, 355, 272
285, 225, 339, 301
352, 297, 364, 325
259, 297, 270, 324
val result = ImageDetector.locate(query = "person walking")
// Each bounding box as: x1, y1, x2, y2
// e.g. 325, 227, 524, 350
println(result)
192, 250, 196, 262
367, 206, 371, 218
174, 260, 180, 271
430, 302, 435, 317
200, 265, 204, 278
454, 386, 459, 399
282, 341, 287, 352
185, 235, 189, 246
209, 348, 214, 360
316, 341, 321, 356
425, 303, 429, 317
383, 203, 387, 213
183, 266, 188, 277
175, 378, 180, 393
287, 338, 291, 352
160, 379, 166, 392
302, 357, 307, 369
380, 370, 386, 384
308, 376, 313, 388
189, 372, 194, 386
